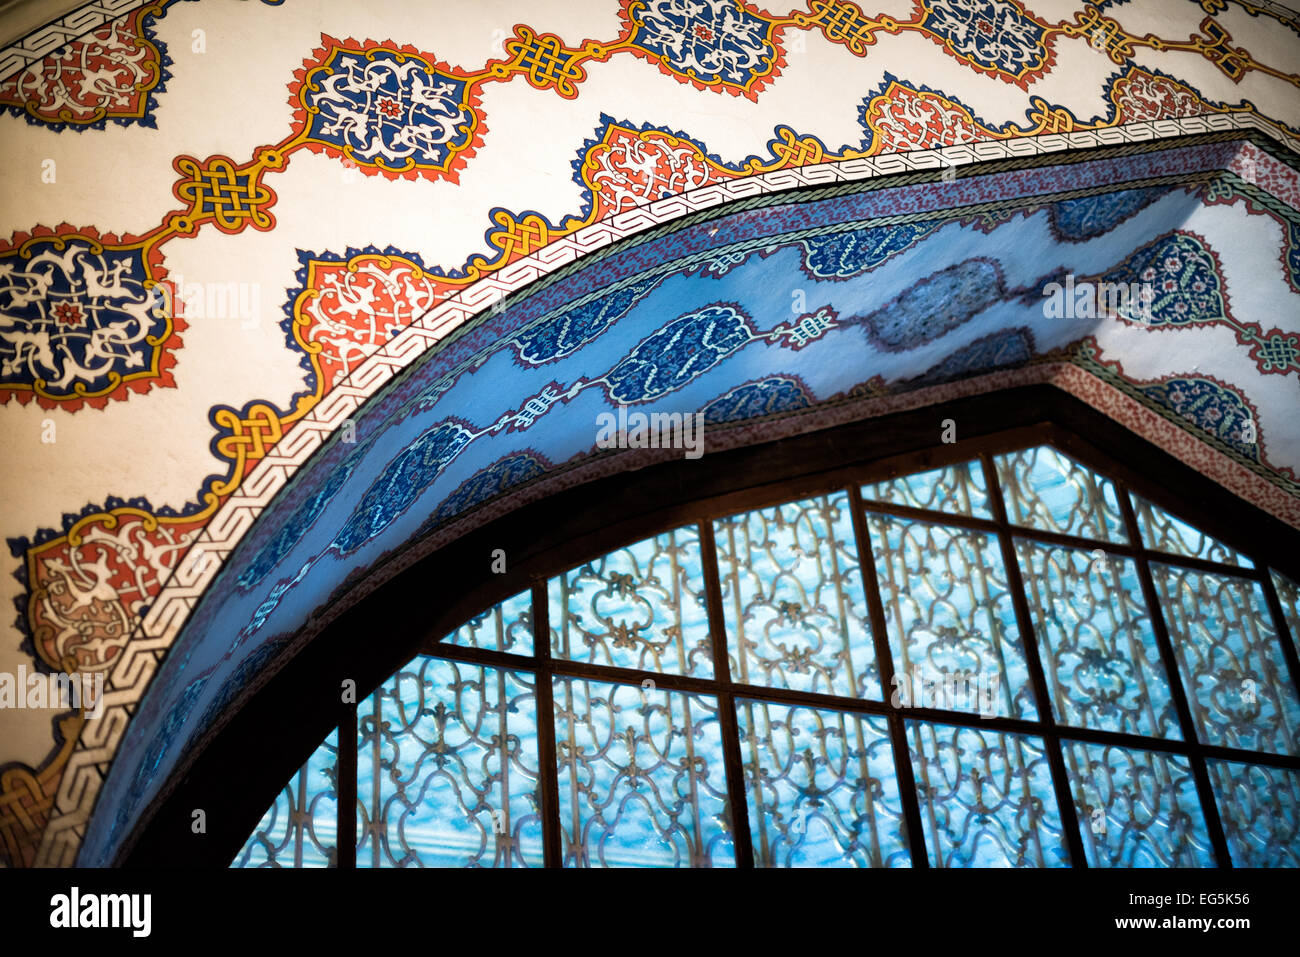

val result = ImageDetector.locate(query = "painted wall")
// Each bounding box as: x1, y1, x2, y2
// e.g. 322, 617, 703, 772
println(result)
0, 0, 1297, 866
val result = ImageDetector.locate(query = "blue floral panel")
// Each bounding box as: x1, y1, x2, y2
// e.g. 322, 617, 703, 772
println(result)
552, 676, 733, 867
994, 445, 1128, 542
356, 657, 544, 867
906, 721, 1070, 867
713, 492, 879, 699
1132, 495, 1254, 568
1016, 540, 1180, 739
442, 589, 533, 655
1207, 758, 1300, 867
1065, 741, 1213, 867
860, 458, 994, 519
548, 525, 712, 677
869, 514, 1036, 720
1151, 563, 1300, 756
231, 730, 338, 868
736, 698, 911, 867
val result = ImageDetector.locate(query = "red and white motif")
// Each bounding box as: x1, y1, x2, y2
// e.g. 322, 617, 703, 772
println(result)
0, 14, 159, 125
29, 516, 204, 674
297, 255, 444, 393
1110, 69, 1210, 123
863, 83, 995, 152
584, 126, 727, 215
1229, 141, 1300, 211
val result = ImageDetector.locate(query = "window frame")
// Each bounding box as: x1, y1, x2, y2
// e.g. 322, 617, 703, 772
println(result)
120, 385, 1300, 867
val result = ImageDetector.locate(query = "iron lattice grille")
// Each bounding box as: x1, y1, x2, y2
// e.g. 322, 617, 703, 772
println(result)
232, 441, 1300, 868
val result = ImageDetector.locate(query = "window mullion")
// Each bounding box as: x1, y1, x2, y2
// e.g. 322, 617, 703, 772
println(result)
698, 518, 755, 868
981, 452, 1089, 868
848, 484, 929, 868
1258, 568, 1300, 704
531, 580, 564, 869
1115, 481, 1234, 868
338, 707, 355, 870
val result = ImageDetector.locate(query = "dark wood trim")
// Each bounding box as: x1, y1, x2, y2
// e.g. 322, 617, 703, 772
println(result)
698, 519, 754, 868
849, 484, 929, 868
1116, 482, 1232, 867
530, 580, 563, 869
982, 452, 1089, 868
336, 703, 356, 869
1259, 569, 1300, 704
1044, 424, 1300, 585
115, 385, 1300, 867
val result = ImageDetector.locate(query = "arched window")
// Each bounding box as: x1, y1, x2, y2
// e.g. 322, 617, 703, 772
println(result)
232, 426, 1300, 868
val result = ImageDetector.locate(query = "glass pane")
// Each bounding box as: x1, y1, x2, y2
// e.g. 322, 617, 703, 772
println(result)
860, 459, 992, 519
552, 676, 733, 867
995, 445, 1127, 542
548, 524, 712, 678
714, 492, 879, 698
231, 730, 338, 868
1133, 495, 1253, 568
1064, 741, 1212, 867
357, 657, 544, 867
869, 514, 1036, 720
1017, 540, 1180, 739
443, 589, 533, 655
736, 698, 910, 867
1152, 563, 1300, 756
906, 721, 1069, 867
1208, 759, 1300, 867
1272, 569, 1300, 659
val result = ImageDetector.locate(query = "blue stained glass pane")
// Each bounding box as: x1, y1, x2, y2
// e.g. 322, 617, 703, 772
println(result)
356, 657, 544, 867
1133, 495, 1253, 568
737, 698, 910, 867
906, 721, 1069, 867
995, 445, 1128, 542
1151, 563, 1300, 756
231, 729, 338, 868
1208, 758, 1300, 867
870, 514, 1036, 720
714, 491, 879, 699
552, 677, 733, 867
1271, 570, 1300, 660
1064, 741, 1212, 867
443, 589, 533, 655
860, 459, 993, 519
1017, 539, 1180, 739
549, 524, 713, 677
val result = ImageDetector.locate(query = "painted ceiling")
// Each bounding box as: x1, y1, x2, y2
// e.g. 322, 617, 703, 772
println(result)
0, 0, 1297, 868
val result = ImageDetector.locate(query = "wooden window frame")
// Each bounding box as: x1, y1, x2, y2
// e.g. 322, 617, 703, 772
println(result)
118, 385, 1300, 868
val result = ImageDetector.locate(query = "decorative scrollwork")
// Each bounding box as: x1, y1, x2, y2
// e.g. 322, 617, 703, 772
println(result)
1153, 564, 1300, 756
715, 493, 879, 698
548, 525, 712, 676
356, 658, 544, 867
444, 589, 533, 655
995, 446, 1128, 542
907, 722, 1069, 867
860, 459, 992, 518
869, 514, 1033, 719
1207, 758, 1300, 867
231, 731, 338, 867
737, 698, 909, 867
1066, 741, 1213, 867
1133, 495, 1253, 567
552, 678, 733, 867
1017, 541, 1180, 738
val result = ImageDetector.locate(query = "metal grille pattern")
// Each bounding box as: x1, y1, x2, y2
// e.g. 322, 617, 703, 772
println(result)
234, 441, 1300, 867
